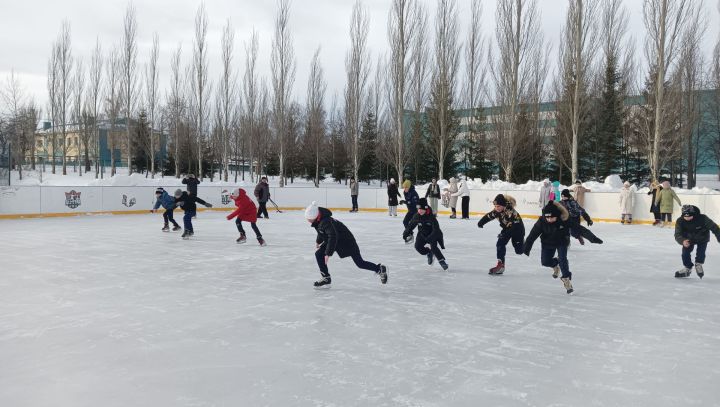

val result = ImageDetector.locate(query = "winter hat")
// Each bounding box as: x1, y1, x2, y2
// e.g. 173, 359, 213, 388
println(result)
449, 177, 457, 183
231, 188, 244, 197
493, 194, 507, 207
390, 178, 396, 184
623, 181, 630, 188
174, 189, 183, 198
575, 180, 582, 185
304, 201, 320, 220
681, 205, 698, 217
402, 180, 412, 189
188, 174, 195, 178
542, 202, 561, 218
155, 187, 164, 194
417, 198, 430, 210
662, 181, 671, 189
561, 189, 572, 199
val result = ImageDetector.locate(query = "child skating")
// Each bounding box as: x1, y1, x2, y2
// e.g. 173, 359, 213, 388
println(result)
400, 180, 420, 243
478, 194, 525, 275
523, 201, 574, 294
226, 188, 266, 246
151, 187, 181, 232
305, 201, 387, 287
674, 205, 720, 279
402, 198, 448, 270
559, 189, 603, 245
174, 189, 213, 239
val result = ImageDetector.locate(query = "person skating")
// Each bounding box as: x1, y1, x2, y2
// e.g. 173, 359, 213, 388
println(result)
387, 178, 402, 216
425, 178, 441, 215
400, 180, 420, 243
151, 187, 181, 232
402, 198, 448, 270
648, 180, 663, 226
619, 181, 635, 224
349, 176, 359, 212
673, 205, 720, 279
559, 189, 603, 245
478, 194, 525, 275
174, 189, 213, 239
254, 176, 271, 219
655, 180, 681, 227
226, 188, 266, 246
444, 177, 459, 218
523, 201, 575, 294
182, 174, 201, 196
304, 201, 388, 287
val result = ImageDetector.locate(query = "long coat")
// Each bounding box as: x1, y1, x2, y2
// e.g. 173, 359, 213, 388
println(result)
350, 180, 359, 196
254, 182, 270, 203
571, 185, 590, 207
446, 179, 459, 208
655, 187, 681, 214
619, 187, 634, 214
387, 183, 402, 206
539, 182, 553, 208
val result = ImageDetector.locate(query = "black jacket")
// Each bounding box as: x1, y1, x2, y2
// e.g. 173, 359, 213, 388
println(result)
387, 184, 402, 206
403, 186, 420, 212
312, 207, 359, 258
425, 183, 441, 199
523, 203, 570, 253
478, 197, 523, 230
403, 210, 445, 247
175, 191, 210, 212
182, 177, 201, 194
254, 182, 270, 203
674, 208, 720, 245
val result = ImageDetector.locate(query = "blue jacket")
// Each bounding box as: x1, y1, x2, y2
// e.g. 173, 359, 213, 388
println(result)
403, 186, 420, 213
153, 191, 176, 210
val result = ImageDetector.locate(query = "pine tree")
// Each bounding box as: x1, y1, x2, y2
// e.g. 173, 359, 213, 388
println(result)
358, 111, 378, 182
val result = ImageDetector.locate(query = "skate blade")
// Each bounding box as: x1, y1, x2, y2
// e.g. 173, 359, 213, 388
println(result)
237, 240, 247, 244
313, 284, 331, 290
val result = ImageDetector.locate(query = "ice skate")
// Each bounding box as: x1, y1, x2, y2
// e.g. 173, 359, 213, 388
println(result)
439, 259, 449, 270
181, 230, 190, 240
172, 225, 181, 231
552, 264, 560, 279
675, 267, 692, 278
561, 277, 574, 294
489, 260, 505, 275
695, 263, 704, 279
427, 252, 434, 265
162, 225, 170, 232
236, 233, 247, 244
258, 238, 267, 247
377, 264, 388, 284
404, 234, 414, 244
314, 276, 332, 288
449, 214, 456, 219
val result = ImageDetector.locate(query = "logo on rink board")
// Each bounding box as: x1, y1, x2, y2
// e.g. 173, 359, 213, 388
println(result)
221, 189, 231, 205
122, 195, 136, 207
65, 190, 82, 209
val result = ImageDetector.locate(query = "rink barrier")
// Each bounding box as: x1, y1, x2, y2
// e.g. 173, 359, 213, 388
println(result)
0, 185, 714, 225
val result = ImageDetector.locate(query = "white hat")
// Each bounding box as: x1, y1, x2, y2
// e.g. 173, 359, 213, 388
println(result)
304, 201, 319, 220
230, 188, 242, 197
390, 178, 396, 184
623, 181, 630, 187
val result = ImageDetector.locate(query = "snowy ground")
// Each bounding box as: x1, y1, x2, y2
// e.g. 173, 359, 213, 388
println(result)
1, 211, 719, 407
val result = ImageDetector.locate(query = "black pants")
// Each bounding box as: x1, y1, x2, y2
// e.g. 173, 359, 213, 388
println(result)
257, 202, 269, 218
568, 217, 601, 243
661, 213, 672, 222
403, 210, 417, 229
652, 207, 661, 221
541, 245, 571, 279
414, 234, 445, 261
497, 226, 525, 263
236, 219, 262, 238
183, 210, 195, 231
461, 196, 470, 219
682, 241, 707, 268
163, 208, 179, 227
351, 195, 358, 211
314, 247, 379, 277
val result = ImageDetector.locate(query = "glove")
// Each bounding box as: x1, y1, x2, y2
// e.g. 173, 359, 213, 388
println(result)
523, 248, 531, 256
587, 219, 593, 226
399, 200, 406, 205
402, 233, 409, 241
205, 203, 213, 208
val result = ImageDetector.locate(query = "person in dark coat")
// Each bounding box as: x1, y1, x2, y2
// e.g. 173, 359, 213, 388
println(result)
387, 178, 402, 216
227, 188, 266, 246
182, 174, 201, 196
304, 202, 387, 287
478, 194, 525, 275
648, 181, 662, 226
254, 176, 271, 219
559, 189, 603, 245
151, 187, 181, 231
425, 178, 442, 215
174, 188, 212, 239
403, 198, 448, 270
523, 201, 575, 294
400, 180, 420, 243
673, 205, 720, 279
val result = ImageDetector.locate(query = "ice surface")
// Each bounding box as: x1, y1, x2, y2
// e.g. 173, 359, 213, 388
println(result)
1, 212, 719, 406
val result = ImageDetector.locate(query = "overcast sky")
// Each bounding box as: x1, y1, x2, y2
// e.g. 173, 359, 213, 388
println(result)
1, 0, 719, 118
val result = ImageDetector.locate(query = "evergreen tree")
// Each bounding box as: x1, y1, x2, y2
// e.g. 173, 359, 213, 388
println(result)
358, 111, 378, 182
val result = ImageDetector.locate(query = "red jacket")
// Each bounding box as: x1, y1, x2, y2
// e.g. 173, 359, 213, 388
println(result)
226, 189, 258, 222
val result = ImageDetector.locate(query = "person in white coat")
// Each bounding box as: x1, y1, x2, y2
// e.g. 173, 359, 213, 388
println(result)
539, 180, 553, 209
444, 177, 460, 218
619, 181, 635, 224
452, 176, 471, 219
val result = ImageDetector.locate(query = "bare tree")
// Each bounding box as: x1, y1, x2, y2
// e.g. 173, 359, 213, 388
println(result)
306, 47, 327, 187
462, 0, 487, 176
345, 0, 371, 182
271, 0, 296, 187
105, 46, 123, 177
47, 41, 60, 174
88, 39, 103, 178
218, 20, 236, 182
192, 3, 211, 178
168, 44, 184, 178
2, 71, 27, 179
72, 57, 84, 174
57, 20, 73, 175
643, 0, 694, 182
243, 30, 260, 182
145, 33, 159, 177
121, 3, 138, 174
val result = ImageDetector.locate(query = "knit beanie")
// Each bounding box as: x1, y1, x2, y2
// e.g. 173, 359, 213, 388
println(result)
493, 194, 507, 206
304, 201, 320, 220
623, 181, 630, 188
561, 189, 572, 199
542, 202, 561, 218
174, 189, 183, 198
155, 187, 164, 194
417, 198, 429, 210
575, 180, 582, 185
402, 180, 412, 189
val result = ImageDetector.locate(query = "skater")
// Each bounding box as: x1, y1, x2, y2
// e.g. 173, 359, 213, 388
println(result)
478, 194, 525, 275
425, 178, 441, 215
674, 205, 720, 279
174, 189, 213, 239
570, 180, 590, 207
304, 201, 388, 287
254, 176, 271, 219
226, 188, 266, 246
182, 174, 201, 196
539, 179, 553, 209
444, 177, 459, 218
655, 180, 681, 227
349, 176, 359, 212
400, 180, 420, 243
619, 181, 635, 224
647, 180, 663, 226
559, 189, 603, 245
151, 187, 181, 232
402, 198, 448, 270
452, 176, 471, 219
387, 178, 402, 216
523, 201, 574, 294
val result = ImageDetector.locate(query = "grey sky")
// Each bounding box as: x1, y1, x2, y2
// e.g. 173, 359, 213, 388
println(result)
1, 0, 718, 118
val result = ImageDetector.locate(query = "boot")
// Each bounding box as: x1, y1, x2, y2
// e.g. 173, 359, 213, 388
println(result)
552, 264, 560, 279
627, 216, 633, 225
314, 275, 332, 287
162, 224, 170, 232
404, 234, 414, 244
439, 259, 449, 270
561, 277, 574, 294
695, 263, 704, 279
236, 233, 247, 244
258, 237, 266, 246
377, 264, 388, 284
489, 260, 505, 275
653, 220, 662, 226
181, 230, 190, 240
427, 252, 434, 265
172, 225, 181, 231
675, 267, 692, 278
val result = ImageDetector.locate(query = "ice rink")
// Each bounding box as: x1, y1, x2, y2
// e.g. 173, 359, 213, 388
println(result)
1, 210, 719, 406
